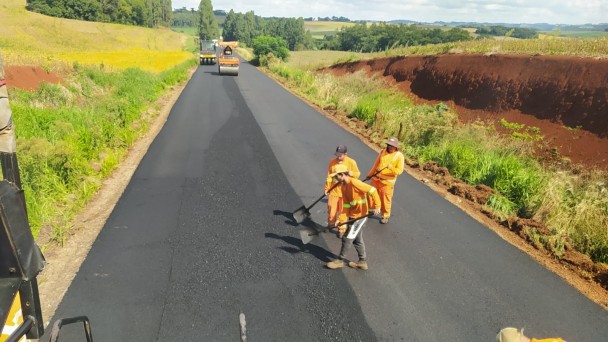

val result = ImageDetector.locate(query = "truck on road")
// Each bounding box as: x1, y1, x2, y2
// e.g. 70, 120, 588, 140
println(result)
199, 40, 217, 65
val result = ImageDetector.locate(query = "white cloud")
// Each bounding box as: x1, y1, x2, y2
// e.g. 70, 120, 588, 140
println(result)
172, 0, 608, 24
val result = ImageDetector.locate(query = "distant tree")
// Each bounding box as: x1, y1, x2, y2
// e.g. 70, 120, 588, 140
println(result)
172, 8, 196, 27
198, 0, 219, 40
334, 23, 472, 52
252, 35, 289, 63
337, 23, 368, 51
265, 17, 311, 50
512, 28, 538, 39
475, 25, 537, 39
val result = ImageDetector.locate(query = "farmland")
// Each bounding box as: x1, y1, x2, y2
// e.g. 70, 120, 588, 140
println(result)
0, 0, 193, 71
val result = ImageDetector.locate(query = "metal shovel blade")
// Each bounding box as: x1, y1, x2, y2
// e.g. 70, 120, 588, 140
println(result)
298, 226, 319, 245
292, 206, 310, 224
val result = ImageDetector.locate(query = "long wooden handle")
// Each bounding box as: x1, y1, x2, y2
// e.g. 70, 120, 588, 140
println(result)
363, 166, 387, 182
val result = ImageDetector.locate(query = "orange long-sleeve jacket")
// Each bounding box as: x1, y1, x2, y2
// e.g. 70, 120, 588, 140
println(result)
325, 156, 360, 196
340, 178, 380, 219
366, 149, 404, 185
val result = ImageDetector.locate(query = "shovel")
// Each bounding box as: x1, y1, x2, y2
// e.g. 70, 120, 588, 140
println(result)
292, 181, 340, 224
298, 214, 374, 245
362, 166, 387, 182
293, 167, 387, 224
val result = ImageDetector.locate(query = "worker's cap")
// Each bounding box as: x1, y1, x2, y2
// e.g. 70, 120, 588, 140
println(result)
335, 145, 348, 157
329, 164, 349, 177
386, 137, 399, 148
496, 327, 524, 342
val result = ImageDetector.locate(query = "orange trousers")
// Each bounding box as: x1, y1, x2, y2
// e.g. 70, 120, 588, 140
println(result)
371, 179, 395, 219
327, 194, 347, 231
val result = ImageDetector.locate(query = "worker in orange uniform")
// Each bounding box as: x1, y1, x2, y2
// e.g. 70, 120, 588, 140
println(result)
496, 327, 566, 342
325, 145, 360, 238
365, 137, 405, 224
326, 164, 381, 271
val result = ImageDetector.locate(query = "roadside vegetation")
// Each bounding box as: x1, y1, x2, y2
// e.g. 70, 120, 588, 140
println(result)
9, 60, 196, 242
262, 45, 608, 265
1, 0, 197, 242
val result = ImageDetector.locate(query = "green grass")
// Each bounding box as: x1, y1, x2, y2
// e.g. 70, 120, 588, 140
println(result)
285, 50, 366, 70
6, 59, 197, 241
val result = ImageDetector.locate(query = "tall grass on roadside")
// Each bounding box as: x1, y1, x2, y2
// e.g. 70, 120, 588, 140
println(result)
419, 125, 546, 218
534, 170, 608, 262
265, 60, 608, 263
7, 59, 197, 241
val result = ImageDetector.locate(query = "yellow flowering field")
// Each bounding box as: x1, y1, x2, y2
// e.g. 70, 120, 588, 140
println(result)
0, 0, 193, 71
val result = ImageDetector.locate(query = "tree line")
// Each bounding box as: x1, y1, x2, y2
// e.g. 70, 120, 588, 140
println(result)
474, 25, 538, 39
221, 11, 314, 50
25, 0, 172, 27
321, 23, 473, 52
304, 16, 352, 22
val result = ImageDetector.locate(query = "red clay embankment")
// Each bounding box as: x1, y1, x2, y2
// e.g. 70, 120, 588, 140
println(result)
328, 54, 608, 169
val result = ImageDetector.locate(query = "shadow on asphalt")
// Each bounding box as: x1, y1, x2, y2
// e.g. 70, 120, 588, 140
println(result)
265, 231, 337, 263
269, 209, 338, 262
273, 209, 299, 226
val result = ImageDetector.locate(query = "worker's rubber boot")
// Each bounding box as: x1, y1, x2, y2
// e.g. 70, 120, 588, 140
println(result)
348, 260, 369, 270
326, 259, 345, 269
380, 218, 389, 224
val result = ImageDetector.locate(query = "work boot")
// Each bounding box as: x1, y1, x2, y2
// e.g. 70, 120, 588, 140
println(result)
348, 260, 369, 270
326, 259, 345, 269
380, 218, 389, 224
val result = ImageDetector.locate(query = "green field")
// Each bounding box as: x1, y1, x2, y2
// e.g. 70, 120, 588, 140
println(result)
541, 30, 608, 38
304, 21, 356, 39
286, 50, 366, 69
0, 0, 193, 71
173, 26, 198, 36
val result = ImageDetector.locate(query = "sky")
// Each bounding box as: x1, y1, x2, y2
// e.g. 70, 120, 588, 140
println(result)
172, 0, 607, 25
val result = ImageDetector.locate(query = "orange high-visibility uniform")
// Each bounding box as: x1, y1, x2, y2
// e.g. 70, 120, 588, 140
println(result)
325, 157, 360, 227
366, 149, 404, 219
340, 178, 380, 220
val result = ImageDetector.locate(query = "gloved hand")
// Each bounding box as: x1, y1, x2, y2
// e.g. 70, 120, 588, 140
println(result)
371, 208, 381, 216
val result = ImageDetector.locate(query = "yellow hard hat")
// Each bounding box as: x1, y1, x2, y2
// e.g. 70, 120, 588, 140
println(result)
330, 164, 349, 176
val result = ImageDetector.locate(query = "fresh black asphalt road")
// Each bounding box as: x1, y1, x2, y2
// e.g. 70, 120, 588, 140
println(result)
48, 60, 608, 341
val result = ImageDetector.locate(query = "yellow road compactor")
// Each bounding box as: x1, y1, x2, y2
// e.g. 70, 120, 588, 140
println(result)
218, 42, 239, 76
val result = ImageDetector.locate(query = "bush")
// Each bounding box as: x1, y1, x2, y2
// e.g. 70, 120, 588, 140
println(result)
252, 36, 290, 64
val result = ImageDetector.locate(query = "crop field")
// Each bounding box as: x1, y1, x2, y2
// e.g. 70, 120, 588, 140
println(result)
304, 21, 356, 39
0, 0, 194, 71
376, 36, 608, 58
286, 50, 366, 69
540, 31, 608, 38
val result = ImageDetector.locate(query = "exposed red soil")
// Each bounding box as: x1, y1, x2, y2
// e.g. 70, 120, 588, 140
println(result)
327, 54, 608, 170
3, 65, 63, 90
